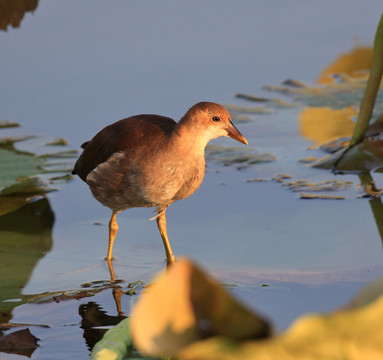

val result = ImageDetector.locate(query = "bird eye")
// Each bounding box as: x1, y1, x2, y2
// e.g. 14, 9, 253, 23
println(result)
212, 116, 221, 122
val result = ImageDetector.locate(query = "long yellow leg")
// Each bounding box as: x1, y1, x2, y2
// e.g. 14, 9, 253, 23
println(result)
106, 211, 119, 260
156, 210, 176, 265
107, 258, 116, 282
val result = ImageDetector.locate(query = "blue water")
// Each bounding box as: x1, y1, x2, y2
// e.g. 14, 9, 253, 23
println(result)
1, 1, 383, 358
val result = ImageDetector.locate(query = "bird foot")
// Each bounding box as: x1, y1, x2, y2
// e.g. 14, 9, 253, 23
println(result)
105, 256, 116, 261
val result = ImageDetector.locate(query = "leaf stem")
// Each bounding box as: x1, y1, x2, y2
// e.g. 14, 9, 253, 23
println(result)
350, 13, 383, 146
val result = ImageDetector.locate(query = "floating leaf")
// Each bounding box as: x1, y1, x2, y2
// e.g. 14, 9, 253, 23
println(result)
0, 135, 37, 150
299, 193, 345, 200
0, 149, 45, 192
0, 120, 19, 129
314, 138, 383, 172
45, 137, 68, 146
39, 149, 78, 159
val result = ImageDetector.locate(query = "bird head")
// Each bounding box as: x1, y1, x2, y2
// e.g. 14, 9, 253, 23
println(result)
180, 102, 248, 145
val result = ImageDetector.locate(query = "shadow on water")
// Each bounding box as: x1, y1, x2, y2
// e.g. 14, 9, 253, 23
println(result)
0, 198, 54, 314
0, 198, 52, 356
79, 300, 126, 351
0, 193, 132, 356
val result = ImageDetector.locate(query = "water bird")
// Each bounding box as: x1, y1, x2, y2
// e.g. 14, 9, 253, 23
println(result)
72, 102, 247, 265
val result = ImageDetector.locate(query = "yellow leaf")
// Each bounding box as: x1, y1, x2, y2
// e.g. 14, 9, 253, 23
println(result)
130, 258, 271, 358
177, 292, 383, 360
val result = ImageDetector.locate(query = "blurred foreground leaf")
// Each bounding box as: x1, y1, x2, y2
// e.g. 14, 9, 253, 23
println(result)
92, 259, 383, 360
130, 259, 271, 358
176, 293, 383, 360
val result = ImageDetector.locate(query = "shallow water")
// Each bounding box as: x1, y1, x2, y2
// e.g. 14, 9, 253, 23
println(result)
1, 1, 383, 358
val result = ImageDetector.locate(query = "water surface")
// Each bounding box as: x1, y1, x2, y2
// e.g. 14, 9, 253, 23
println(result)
1, 1, 383, 358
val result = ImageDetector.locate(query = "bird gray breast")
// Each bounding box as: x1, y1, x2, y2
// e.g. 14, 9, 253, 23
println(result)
133, 152, 206, 205
86, 149, 205, 211
171, 157, 205, 201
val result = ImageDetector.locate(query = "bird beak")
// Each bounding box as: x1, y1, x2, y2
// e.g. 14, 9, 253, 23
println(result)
226, 120, 248, 145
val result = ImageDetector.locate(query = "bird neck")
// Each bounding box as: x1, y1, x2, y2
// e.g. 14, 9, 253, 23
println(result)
171, 120, 210, 157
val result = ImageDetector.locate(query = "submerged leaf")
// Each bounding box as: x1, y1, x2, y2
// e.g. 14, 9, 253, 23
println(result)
224, 104, 274, 114
284, 179, 354, 192
264, 79, 383, 112
206, 144, 277, 167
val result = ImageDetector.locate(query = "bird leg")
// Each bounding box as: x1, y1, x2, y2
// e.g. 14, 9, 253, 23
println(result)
156, 210, 176, 265
106, 210, 119, 260
107, 258, 116, 282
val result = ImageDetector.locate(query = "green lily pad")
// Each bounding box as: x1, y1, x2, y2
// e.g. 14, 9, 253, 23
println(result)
0, 124, 75, 215
314, 138, 383, 173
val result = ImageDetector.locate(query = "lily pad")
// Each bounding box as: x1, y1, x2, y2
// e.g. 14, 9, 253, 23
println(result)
0, 125, 75, 215
314, 138, 383, 173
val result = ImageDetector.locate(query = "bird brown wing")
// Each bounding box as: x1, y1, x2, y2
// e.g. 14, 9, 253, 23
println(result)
72, 114, 176, 181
